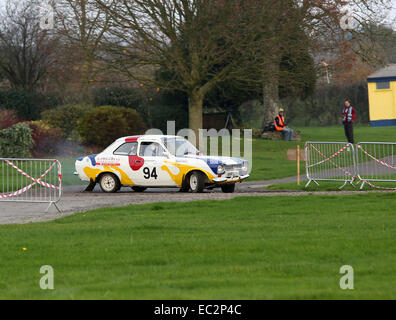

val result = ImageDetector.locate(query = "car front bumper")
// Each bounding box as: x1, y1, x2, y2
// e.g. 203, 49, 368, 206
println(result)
213, 174, 250, 183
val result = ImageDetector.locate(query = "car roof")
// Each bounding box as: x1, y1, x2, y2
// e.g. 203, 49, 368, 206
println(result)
119, 135, 185, 143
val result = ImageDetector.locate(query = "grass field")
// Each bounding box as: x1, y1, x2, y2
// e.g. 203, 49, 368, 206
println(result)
1, 194, 396, 299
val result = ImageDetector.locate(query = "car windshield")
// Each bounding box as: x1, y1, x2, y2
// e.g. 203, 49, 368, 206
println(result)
162, 137, 199, 156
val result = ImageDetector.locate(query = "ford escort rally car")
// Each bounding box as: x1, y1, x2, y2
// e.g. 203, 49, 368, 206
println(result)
75, 135, 249, 193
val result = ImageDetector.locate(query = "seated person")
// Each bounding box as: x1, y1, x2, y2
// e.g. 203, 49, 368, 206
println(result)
274, 108, 293, 141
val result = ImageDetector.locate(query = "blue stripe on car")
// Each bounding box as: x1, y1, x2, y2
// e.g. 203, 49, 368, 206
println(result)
88, 155, 97, 166
177, 155, 244, 174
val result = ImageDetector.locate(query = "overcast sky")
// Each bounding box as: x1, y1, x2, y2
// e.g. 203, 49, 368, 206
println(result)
0, 0, 396, 29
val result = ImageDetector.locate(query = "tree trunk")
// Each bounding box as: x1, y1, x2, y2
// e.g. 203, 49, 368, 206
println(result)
188, 91, 204, 146
262, 63, 280, 128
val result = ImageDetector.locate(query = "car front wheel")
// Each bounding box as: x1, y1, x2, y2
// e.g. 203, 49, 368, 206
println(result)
189, 171, 205, 193
99, 173, 120, 193
221, 183, 236, 193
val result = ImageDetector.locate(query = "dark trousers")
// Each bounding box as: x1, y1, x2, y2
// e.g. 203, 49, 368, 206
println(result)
344, 122, 354, 144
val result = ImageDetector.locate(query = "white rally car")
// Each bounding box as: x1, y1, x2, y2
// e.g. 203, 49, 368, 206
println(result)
75, 135, 249, 193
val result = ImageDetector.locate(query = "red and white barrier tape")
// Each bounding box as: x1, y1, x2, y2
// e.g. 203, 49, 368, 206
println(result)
359, 179, 396, 190
357, 145, 396, 171
0, 160, 60, 199
355, 145, 396, 190
306, 145, 349, 169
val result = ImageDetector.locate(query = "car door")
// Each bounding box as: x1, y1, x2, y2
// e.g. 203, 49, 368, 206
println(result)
138, 141, 176, 187
112, 141, 143, 185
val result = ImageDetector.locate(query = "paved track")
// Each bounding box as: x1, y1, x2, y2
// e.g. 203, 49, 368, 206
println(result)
0, 178, 389, 225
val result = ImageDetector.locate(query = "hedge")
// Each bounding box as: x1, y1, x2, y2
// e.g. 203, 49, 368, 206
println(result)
0, 122, 34, 158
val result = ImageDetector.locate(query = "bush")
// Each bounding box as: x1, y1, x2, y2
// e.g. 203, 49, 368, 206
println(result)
41, 104, 92, 139
93, 86, 140, 108
0, 122, 34, 158
92, 86, 147, 117
29, 121, 66, 157
0, 90, 60, 120
0, 109, 21, 130
78, 106, 147, 148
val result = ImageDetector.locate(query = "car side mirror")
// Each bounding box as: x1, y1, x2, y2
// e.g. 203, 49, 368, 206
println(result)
163, 151, 171, 159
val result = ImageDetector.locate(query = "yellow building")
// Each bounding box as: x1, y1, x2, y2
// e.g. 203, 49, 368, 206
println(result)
367, 64, 396, 127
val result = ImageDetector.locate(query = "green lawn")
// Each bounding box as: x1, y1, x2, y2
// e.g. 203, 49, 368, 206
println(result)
1, 194, 396, 299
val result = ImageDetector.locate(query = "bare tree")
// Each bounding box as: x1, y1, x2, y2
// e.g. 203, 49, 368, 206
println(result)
95, 0, 284, 136
0, 0, 56, 92
92, 0, 393, 133
54, 0, 111, 103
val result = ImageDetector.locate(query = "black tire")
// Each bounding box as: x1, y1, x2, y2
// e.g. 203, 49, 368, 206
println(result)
131, 186, 147, 192
99, 173, 120, 193
221, 183, 236, 193
179, 176, 190, 192
189, 171, 205, 193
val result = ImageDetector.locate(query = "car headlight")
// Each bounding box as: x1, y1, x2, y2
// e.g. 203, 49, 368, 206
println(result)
242, 161, 248, 171
217, 164, 225, 174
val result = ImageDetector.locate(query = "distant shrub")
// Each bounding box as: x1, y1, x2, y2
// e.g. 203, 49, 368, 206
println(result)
93, 86, 141, 111
29, 121, 65, 156
147, 103, 188, 133
0, 122, 34, 158
0, 109, 21, 130
0, 90, 60, 120
41, 104, 92, 139
78, 106, 147, 147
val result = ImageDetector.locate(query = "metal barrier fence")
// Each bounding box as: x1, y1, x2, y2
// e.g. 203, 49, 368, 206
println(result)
305, 142, 357, 189
0, 158, 62, 212
356, 142, 396, 190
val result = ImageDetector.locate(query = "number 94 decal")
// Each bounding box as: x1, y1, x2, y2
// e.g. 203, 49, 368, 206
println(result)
143, 167, 158, 179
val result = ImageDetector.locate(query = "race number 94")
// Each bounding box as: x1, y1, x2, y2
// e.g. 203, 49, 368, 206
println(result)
143, 167, 158, 180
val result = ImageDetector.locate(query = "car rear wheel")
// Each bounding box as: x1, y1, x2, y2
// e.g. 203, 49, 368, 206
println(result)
189, 171, 205, 193
99, 173, 120, 193
131, 186, 147, 192
221, 183, 236, 193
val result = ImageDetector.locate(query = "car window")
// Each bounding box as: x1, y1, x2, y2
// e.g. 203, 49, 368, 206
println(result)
139, 142, 165, 157
114, 142, 138, 156
162, 137, 199, 156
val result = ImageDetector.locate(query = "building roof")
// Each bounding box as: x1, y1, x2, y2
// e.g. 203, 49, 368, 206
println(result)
368, 64, 396, 81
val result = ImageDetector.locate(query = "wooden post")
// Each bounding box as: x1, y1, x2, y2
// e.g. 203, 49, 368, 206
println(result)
297, 145, 300, 186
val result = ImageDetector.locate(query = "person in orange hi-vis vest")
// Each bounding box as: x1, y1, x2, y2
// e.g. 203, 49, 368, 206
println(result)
274, 108, 294, 141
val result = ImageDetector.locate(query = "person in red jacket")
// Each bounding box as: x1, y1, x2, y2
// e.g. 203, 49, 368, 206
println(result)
342, 100, 356, 144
